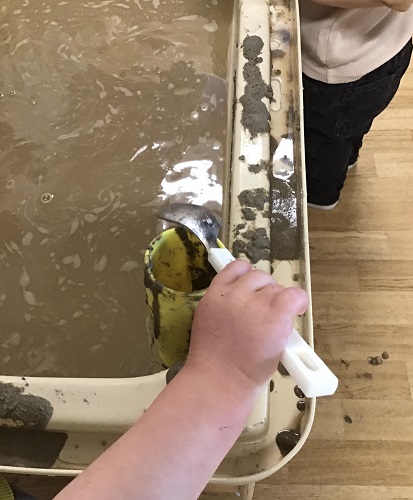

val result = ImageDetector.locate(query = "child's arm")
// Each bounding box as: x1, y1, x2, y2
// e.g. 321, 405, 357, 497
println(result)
310, 0, 412, 12
55, 260, 308, 500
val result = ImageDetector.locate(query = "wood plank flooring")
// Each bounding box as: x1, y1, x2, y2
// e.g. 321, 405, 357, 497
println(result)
4, 55, 413, 500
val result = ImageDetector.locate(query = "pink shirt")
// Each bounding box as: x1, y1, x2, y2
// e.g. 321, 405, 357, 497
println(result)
299, 0, 413, 83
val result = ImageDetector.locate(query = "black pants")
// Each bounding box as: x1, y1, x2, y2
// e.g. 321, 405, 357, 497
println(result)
303, 40, 412, 206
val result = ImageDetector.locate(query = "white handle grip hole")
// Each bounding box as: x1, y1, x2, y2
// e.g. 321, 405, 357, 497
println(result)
298, 353, 319, 372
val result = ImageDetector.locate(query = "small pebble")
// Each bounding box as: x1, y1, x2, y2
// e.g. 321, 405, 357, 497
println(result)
294, 385, 305, 399
278, 363, 289, 376
344, 415, 353, 424
297, 400, 306, 412
368, 356, 383, 366
382, 351, 389, 360
276, 430, 300, 457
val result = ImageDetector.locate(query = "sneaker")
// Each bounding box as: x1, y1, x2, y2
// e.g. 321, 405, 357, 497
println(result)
308, 201, 338, 211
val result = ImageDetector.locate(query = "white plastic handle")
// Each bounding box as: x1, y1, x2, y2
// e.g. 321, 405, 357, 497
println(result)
207, 247, 338, 398
281, 329, 338, 398
208, 247, 236, 271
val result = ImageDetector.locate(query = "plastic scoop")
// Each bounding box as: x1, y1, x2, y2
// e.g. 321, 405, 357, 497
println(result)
157, 203, 338, 398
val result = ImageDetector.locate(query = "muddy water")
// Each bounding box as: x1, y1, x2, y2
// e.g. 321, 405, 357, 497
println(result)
0, 0, 234, 377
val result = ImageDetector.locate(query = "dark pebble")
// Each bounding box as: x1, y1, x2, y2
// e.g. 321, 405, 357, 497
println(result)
368, 356, 383, 366
344, 415, 353, 424
382, 351, 390, 360
278, 363, 289, 376
276, 430, 300, 457
297, 401, 306, 412
294, 385, 305, 399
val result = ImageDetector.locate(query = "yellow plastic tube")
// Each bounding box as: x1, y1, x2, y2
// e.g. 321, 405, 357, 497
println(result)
144, 227, 221, 368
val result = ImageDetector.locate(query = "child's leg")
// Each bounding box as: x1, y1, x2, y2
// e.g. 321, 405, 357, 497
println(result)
303, 39, 412, 207
348, 135, 364, 168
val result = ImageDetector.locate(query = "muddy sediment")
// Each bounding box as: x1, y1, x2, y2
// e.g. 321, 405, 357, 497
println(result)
240, 36, 272, 138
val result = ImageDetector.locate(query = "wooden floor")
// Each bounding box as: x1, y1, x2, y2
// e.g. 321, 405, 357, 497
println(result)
4, 64, 413, 500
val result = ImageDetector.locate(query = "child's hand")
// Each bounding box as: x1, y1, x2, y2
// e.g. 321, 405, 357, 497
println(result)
187, 259, 308, 393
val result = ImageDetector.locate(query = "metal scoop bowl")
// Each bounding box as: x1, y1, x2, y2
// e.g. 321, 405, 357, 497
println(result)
157, 203, 236, 270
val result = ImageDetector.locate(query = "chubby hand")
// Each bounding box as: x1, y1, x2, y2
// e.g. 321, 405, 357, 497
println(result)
187, 260, 309, 393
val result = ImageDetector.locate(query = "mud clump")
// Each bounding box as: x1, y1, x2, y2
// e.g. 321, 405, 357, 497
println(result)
233, 224, 246, 239
248, 160, 268, 174
238, 188, 269, 211
241, 207, 256, 221
232, 239, 246, 257
240, 35, 272, 138
0, 382, 53, 429
382, 351, 390, 360
242, 228, 271, 264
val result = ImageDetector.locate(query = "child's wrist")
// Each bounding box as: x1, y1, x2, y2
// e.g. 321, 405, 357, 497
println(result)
183, 355, 262, 409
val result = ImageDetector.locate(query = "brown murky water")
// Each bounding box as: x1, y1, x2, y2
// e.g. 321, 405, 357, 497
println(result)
0, 0, 234, 377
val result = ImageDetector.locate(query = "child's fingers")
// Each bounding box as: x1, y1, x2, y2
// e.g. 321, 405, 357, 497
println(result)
211, 259, 252, 285
235, 269, 277, 291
